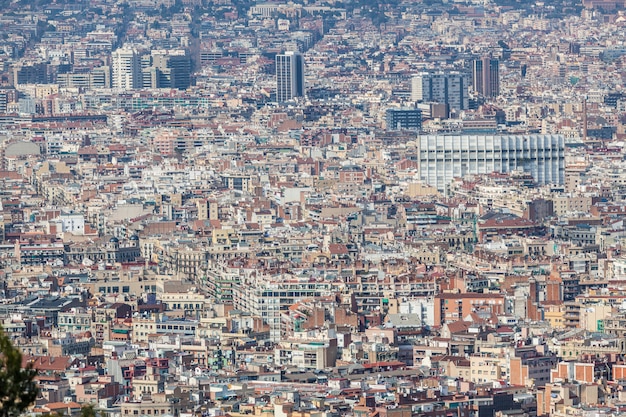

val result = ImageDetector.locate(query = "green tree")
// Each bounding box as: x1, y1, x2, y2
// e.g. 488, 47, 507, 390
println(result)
80, 404, 97, 417
0, 326, 39, 417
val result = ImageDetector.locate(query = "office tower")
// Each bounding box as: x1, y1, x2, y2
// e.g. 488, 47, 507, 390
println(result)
411, 71, 470, 110
150, 50, 191, 90
472, 57, 500, 97
417, 134, 565, 193
112, 48, 141, 90
141, 67, 159, 89
12, 63, 48, 85
386, 108, 422, 130
276, 51, 305, 102
59, 67, 111, 89
90, 66, 111, 89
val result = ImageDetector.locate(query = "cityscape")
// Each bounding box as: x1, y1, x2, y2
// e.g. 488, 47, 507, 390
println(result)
2, 0, 626, 416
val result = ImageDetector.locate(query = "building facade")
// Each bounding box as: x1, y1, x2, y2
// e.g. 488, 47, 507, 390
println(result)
472, 57, 500, 97
143, 49, 191, 90
233, 274, 334, 342
112, 48, 141, 90
417, 134, 565, 193
276, 51, 305, 102
411, 71, 470, 110
386, 108, 423, 131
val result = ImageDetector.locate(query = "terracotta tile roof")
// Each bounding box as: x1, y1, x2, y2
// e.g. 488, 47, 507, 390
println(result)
446, 320, 472, 334
328, 244, 349, 255
23, 355, 75, 371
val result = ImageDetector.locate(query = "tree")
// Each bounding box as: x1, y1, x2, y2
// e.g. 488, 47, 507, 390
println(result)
0, 326, 39, 417
80, 404, 97, 417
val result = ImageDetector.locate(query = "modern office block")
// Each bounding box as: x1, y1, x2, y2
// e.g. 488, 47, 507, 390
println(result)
57, 67, 111, 89
91, 66, 111, 89
411, 71, 470, 110
417, 134, 565, 193
57, 73, 90, 89
276, 51, 305, 102
472, 57, 500, 97
112, 48, 141, 90
141, 67, 160, 89
12, 63, 48, 85
386, 108, 422, 130
150, 50, 191, 90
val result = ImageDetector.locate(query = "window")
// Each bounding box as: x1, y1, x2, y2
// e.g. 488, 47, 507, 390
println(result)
123, 286, 130, 293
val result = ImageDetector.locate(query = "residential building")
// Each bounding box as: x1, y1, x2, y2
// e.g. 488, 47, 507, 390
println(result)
112, 48, 141, 90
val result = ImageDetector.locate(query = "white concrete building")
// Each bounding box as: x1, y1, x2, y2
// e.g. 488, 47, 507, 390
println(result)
417, 134, 565, 193
233, 273, 333, 342
112, 48, 141, 90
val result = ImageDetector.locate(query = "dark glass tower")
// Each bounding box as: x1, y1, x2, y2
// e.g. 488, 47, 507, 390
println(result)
472, 57, 500, 98
276, 51, 305, 102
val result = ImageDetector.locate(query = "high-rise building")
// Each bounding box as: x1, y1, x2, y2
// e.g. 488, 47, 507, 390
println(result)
411, 71, 470, 110
386, 108, 422, 130
57, 66, 111, 89
276, 51, 305, 102
112, 48, 141, 90
417, 134, 565, 193
472, 57, 500, 97
149, 50, 191, 90
90, 66, 111, 89
12, 63, 48, 85
0, 89, 9, 113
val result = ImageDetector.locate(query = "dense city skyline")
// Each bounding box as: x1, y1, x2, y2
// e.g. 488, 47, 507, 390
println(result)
1, 0, 626, 417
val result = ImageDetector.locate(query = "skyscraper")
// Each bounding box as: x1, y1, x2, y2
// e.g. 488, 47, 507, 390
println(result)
276, 51, 305, 102
112, 48, 141, 90
411, 71, 470, 111
472, 57, 500, 98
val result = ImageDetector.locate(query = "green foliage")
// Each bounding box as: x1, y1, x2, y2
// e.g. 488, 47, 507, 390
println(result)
0, 326, 39, 417
42, 411, 65, 417
81, 404, 97, 417
160, 0, 184, 19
